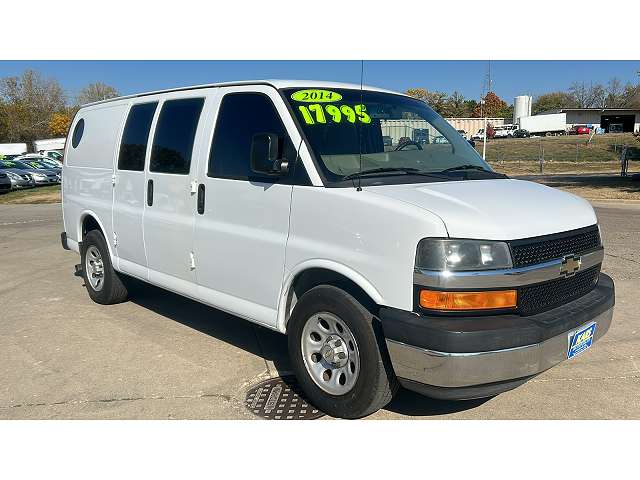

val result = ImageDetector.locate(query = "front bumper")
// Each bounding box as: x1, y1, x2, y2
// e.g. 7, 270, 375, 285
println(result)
381, 273, 615, 400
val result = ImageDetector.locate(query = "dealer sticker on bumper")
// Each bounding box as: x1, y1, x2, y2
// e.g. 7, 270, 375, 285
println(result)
567, 322, 597, 360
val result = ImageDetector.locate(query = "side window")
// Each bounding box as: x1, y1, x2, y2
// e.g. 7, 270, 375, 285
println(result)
208, 92, 309, 183
118, 102, 157, 171
71, 118, 84, 148
150, 98, 204, 174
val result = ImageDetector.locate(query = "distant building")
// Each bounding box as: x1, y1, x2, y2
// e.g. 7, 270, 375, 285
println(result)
538, 108, 640, 133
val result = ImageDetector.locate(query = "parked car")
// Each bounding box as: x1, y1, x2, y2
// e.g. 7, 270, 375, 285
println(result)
61, 80, 614, 419
570, 125, 590, 135
471, 128, 485, 140
512, 129, 530, 138
22, 153, 63, 168
0, 159, 59, 185
3, 170, 36, 189
0, 172, 11, 194
493, 124, 518, 138
18, 156, 62, 175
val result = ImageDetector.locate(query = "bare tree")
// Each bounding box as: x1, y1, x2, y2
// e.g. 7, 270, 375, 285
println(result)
605, 77, 624, 108
569, 81, 591, 108
76, 82, 119, 105
623, 83, 640, 108
590, 84, 606, 108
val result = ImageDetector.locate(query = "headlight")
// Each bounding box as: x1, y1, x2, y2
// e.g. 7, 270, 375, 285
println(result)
33, 173, 47, 179
6, 172, 21, 180
415, 238, 512, 271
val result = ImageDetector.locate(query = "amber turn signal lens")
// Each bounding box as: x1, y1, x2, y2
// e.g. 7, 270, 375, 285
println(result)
419, 289, 517, 311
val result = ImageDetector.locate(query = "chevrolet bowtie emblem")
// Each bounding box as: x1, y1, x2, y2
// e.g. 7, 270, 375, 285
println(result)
560, 255, 582, 277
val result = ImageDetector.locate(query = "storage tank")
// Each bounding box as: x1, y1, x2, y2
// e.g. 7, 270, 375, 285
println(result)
513, 95, 532, 125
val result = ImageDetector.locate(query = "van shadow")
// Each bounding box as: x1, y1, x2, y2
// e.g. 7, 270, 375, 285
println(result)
124, 278, 489, 418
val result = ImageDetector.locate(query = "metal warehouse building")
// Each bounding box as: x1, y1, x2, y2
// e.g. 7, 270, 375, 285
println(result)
552, 108, 640, 133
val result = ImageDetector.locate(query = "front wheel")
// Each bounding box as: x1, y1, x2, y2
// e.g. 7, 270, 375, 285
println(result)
287, 285, 398, 419
81, 230, 128, 305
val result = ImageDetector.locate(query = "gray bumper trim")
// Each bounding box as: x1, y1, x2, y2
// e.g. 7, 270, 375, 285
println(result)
414, 248, 603, 289
386, 305, 613, 388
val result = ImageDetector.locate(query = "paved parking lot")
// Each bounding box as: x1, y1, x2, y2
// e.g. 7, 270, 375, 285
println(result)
1, 202, 638, 419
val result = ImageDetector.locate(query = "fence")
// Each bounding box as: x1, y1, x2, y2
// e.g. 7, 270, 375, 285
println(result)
479, 133, 640, 172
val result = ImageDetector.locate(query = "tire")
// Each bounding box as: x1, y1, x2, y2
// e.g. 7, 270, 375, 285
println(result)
81, 229, 128, 305
287, 285, 398, 419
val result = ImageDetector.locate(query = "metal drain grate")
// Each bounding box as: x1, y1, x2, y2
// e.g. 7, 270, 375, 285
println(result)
245, 377, 324, 420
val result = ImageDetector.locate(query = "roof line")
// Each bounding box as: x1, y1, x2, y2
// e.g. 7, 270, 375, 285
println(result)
81, 80, 276, 107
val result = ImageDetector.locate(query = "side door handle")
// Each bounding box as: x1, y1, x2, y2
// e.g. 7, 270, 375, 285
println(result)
197, 184, 205, 214
147, 179, 154, 206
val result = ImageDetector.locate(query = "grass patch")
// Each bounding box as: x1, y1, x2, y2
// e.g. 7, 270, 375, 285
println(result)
0, 185, 61, 204
476, 132, 640, 163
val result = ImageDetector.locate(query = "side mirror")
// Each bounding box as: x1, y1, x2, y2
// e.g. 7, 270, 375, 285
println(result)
250, 133, 289, 176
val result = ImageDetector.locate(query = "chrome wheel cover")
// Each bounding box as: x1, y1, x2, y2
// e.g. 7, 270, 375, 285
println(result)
301, 312, 360, 395
85, 245, 105, 292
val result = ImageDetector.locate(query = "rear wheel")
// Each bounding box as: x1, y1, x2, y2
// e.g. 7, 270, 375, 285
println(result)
287, 285, 398, 419
81, 230, 128, 305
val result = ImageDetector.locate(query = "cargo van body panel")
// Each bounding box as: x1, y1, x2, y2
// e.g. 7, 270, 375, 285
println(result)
61, 80, 614, 416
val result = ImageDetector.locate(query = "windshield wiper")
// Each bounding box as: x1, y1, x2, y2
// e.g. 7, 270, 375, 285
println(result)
439, 164, 491, 173
342, 167, 449, 181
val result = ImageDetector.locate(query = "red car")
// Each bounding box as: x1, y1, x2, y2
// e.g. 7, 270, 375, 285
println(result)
571, 125, 591, 135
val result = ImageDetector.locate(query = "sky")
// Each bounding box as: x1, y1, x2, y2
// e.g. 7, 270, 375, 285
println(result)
0, 60, 638, 104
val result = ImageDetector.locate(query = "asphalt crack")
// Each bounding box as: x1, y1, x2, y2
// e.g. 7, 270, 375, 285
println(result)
605, 252, 640, 265
2, 392, 232, 409
531, 374, 640, 383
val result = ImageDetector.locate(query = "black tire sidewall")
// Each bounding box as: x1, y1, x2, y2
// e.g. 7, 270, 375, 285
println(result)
82, 230, 116, 304
288, 285, 391, 418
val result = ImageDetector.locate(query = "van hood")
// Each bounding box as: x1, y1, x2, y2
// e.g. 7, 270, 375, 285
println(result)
366, 179, 597, 240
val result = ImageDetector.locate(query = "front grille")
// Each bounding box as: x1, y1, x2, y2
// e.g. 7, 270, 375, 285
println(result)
517, 266, 600, 315
509, 225, 601, 268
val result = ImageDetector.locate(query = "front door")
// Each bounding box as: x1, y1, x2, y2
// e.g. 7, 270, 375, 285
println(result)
193, 86, 309, 327
143, 94, 207, 294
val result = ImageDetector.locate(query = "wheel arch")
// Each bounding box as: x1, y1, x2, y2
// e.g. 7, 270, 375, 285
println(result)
78, 210, 115, 261
277, 260, 384, 333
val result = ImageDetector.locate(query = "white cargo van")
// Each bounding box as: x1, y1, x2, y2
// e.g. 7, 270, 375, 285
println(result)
61, 80, 614, 418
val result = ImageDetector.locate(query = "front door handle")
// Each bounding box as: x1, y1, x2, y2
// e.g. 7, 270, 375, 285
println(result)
147, 179, 154, 206
197, 184, 205, 214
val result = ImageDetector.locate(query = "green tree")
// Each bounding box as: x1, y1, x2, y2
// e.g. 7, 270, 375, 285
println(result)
76, 82, 119, 105
532, 92, 576, 114
463, 99, 478, 118
443, 91, 468, 117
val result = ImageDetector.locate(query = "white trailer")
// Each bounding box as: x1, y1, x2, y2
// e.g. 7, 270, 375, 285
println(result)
34, 138, 66, 152
0, 143, 28, 157
519, 113, 566, 136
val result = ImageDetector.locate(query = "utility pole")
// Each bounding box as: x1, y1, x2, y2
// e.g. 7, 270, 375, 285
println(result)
480, 61, 491, 160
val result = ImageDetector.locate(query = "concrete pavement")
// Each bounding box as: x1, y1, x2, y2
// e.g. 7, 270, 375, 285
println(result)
0, 202, 638, 419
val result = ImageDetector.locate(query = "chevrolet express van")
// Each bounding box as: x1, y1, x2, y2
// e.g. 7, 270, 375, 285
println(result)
61, 81, 615, 419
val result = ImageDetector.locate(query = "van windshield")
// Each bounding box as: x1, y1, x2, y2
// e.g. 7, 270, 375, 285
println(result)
283, 88, 494, 186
